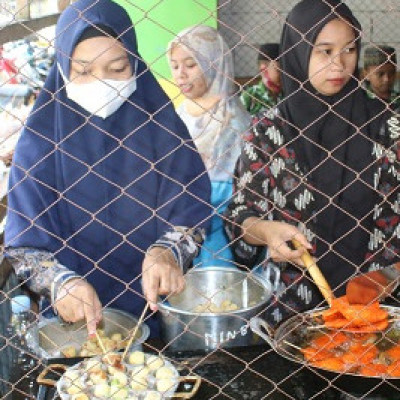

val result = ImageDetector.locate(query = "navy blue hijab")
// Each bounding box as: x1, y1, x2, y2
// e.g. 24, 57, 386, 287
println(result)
5, 0, 211, 334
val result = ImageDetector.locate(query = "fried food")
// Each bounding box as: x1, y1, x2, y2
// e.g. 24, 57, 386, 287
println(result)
321, 295, 388, 332
298, 302, 400, 378
193, 299, 239, 313
62, 328, 129, 358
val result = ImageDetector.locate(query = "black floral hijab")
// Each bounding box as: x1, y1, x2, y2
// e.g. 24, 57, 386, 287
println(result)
278, 0, 388, 291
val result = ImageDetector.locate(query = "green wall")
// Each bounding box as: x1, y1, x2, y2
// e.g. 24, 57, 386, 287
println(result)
114, 0, 217, 80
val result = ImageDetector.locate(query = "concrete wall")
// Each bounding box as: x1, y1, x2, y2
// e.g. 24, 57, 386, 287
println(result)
218, 0, 400, 77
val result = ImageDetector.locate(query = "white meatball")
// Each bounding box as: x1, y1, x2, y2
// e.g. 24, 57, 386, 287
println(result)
66, 382, 84, 396
143, 391, 162, 400
146, 355, 164, 371
85, 359, 103, 373
71, 394, 89, 400
93, 383, 111, 397
128, 350, 145, 365
111, 387, 129, 399
155, 366, 176, 380
131, 365, 150, 379
89, 369, 107, 385
156, 378, 176, 393
130, 377, 148, 391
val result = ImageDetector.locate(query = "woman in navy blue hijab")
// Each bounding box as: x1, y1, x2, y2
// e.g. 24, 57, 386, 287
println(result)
5, 0, 211, 336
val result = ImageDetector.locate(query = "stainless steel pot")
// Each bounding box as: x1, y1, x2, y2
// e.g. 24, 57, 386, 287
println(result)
158, 267, 272, 351
30, 308, 150, 359
250, 305, 400, 394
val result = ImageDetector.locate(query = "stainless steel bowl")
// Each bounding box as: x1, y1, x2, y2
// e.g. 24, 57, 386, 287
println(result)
30, 308, 150, 359
158, 267, 272, 351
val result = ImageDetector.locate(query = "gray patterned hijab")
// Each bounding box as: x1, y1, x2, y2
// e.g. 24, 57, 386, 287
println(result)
167, 25, 250, 181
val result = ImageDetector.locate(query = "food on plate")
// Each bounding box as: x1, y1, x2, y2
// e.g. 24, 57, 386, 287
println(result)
129, 350, 145, 365
94, 383, 111, 397
71, 394, 89, 400
62, 346, 77, 358
155, 366, 176, 379
156, 378, 176, 393
131, 365, 150, 379
111, 386, 129, 399
59, 352, 180, 398
321, 295, 389, 332
193, 299, 239, 313
146, 355, 164, 371
143, 392, 162, 400
130, 377, 148, 391
296, 321, 400, 377
61, 328, 129, 358
66, 379, 85, 395
84, 358, 103, 373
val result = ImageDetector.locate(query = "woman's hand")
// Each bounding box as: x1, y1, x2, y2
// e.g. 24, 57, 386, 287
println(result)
242, 218, 312, 266
55, 278, 102, 336
142, 246, 185, 311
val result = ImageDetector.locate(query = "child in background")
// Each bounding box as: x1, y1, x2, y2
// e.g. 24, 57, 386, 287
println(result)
362, 45, 400, 109
240, 43, 282, 115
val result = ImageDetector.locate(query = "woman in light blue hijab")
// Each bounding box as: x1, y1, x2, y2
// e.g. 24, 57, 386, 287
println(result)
168, 25, 251, 268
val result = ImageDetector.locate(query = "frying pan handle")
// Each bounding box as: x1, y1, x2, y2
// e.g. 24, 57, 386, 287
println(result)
250, 317, 277, 349
37, 364, 67, 387
173, 376, 201, 398
292, 239, 334, 306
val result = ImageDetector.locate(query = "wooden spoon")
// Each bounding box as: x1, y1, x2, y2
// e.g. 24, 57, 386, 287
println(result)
292, 238, 334, 307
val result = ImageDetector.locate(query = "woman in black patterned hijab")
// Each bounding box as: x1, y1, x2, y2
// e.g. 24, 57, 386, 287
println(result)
225, 0, 399, 322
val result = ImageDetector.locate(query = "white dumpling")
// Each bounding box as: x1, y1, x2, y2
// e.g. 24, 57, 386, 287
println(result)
156, 378, 176, 393
110, 370, 128, 387
131, 365, 150, 379
130, 377, 148, 391
66, 382, 84, 396
128, 350, 145, 365
146, 355, 164, 371
143, 391, 162, 400
85, 359, 103, 373
111, 387, 129, 399
64, 369, 81, 383
155, 366, 176, 380
89, 369, 107, 385
94, 383, 111, 398
71, 394, 89, 400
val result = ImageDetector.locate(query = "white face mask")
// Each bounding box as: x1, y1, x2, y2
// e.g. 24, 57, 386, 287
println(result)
58, 63, 137, 119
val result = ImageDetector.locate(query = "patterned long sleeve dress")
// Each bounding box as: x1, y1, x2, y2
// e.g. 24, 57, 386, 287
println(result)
225, 110, 400, 324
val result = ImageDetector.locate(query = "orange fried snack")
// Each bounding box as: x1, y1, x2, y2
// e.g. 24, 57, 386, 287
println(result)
311, 332, 348, 350
386, 345, 400, 360
311, 357, 346, 372
301, 346, 333, 362
359, 363, 388, 377
321, 295, 388, 332
387, 361, 400, 377
342, 343, 378, 365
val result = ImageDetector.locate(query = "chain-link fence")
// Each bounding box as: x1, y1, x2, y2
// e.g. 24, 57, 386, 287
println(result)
0, 0, 400, 399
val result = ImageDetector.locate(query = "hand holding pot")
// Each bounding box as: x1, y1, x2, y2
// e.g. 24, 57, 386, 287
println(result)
142, 246, 185, 311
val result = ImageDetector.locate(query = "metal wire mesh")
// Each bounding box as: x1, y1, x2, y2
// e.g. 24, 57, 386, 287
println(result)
0, 0, 399, 399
